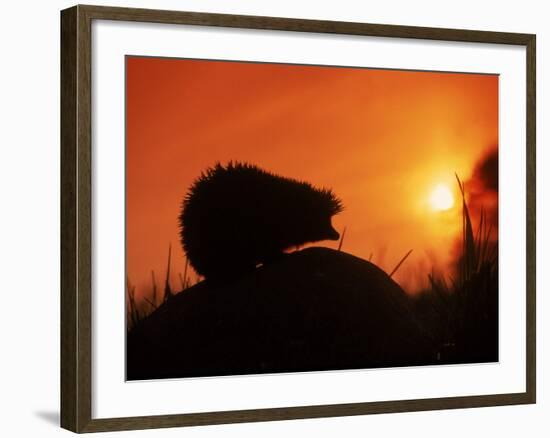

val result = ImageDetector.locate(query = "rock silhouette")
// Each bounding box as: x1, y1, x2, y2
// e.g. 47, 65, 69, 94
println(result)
127, 248, 437, 380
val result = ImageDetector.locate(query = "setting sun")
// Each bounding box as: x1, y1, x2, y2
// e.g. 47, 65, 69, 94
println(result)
429, 184, 454, 211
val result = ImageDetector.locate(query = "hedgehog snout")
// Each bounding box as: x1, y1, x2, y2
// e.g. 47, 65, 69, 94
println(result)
326, 225, 340, 241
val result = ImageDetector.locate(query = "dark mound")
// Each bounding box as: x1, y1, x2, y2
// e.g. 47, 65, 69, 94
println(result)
127, 247, 436, 380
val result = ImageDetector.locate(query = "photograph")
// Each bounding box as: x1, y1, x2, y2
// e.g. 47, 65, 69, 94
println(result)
125, 56, 499, 381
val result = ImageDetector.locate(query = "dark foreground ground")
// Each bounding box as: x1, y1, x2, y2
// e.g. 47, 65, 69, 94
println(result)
127, 247, 496, 381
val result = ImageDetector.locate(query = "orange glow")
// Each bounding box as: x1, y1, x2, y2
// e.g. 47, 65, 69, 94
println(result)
126, 56, 498, 296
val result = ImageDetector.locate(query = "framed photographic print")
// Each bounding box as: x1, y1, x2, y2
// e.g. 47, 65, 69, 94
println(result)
60, 4, 536, 433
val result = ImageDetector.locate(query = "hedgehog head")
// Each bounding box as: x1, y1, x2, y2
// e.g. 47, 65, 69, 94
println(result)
293, 185, 343, 244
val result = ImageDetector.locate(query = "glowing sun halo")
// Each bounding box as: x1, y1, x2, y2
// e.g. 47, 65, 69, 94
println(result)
429, 184, 454, 211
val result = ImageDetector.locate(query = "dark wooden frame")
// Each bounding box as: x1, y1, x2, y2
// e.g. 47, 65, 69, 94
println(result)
61, 4, 536, 433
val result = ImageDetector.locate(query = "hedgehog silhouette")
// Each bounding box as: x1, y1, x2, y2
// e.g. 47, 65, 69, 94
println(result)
178, 162, 344, 280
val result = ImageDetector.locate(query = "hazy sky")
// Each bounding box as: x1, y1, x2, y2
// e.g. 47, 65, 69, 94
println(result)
126, 56, 498, 297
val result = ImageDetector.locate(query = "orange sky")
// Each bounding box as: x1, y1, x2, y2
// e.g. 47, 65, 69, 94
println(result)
126, 56, 498, 297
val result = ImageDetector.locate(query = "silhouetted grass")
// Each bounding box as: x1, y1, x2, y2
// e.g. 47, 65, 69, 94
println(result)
389, 249, 413, 278
412, 174, 498, 364
337, 227, 347, 251
126, 245, 198, 332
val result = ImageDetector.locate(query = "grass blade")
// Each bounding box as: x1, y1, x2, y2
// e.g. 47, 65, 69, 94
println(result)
389, 249, 413, 278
